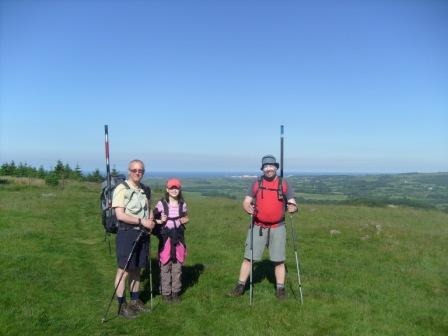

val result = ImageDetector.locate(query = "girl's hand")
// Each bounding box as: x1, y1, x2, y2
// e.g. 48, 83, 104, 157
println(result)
180, 216, 189, 224
161, 214, 167, 222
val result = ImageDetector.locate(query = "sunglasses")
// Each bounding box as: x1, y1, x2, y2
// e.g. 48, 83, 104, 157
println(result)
129, 169, 144, 174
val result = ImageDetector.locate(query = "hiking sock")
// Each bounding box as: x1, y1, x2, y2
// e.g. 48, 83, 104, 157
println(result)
130, 292, 139, 301
276, 283, 285, 289
117, 296, 126, 304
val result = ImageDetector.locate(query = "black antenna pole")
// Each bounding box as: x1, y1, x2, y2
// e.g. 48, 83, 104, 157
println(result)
280, 125, 284, 178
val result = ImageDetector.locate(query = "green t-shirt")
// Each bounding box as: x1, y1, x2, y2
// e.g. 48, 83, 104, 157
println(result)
112, 180, 149, 219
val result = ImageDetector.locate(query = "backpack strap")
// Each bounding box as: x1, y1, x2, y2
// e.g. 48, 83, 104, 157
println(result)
139, 182, 151, 202
160, 198, 169, 218
178, 200, 185, 218
116, 181, 141, 231
253, 176, 286, 200
252, 176, 263, 201
122, 181, 150, 208
160, 198, 184, 221
277, 176, 284, 201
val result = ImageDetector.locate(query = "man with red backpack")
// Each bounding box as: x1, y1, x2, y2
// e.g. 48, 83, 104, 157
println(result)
227, 155, 297, 300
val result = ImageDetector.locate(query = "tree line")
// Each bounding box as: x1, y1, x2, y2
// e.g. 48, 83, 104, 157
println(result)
0, 160, 111, 186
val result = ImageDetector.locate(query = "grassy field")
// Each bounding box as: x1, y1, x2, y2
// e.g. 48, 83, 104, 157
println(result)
0, 180, 447, 335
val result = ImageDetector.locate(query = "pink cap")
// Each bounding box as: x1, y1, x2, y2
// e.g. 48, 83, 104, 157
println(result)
166, 178, 181, 189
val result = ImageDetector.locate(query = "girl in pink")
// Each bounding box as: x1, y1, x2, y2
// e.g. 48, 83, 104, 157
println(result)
154, 178, 189, 303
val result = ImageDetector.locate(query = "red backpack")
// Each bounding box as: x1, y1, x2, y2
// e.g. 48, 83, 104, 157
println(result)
252, 176, 287, 226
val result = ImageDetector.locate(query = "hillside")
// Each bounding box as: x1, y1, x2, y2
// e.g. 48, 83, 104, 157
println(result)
0, 180, 447, 335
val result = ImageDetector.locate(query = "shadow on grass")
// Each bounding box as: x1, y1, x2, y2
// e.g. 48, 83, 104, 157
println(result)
140, 259, 205, 302
252, 259, 276, 287
181, 263, 205, 294
251, 260, 300, 293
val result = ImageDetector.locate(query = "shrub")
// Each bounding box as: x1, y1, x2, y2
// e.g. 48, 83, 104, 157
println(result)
45, 173, 59, 186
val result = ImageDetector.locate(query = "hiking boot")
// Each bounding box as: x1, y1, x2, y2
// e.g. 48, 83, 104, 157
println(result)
162, 295, 172, 304
226, 283, 245, 297
129, 299, 151, 313
275, 287, 287, 300
118, 302, 137, 319
171, 292, 181, 304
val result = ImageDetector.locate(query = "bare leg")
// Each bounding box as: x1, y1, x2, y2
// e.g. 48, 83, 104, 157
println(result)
274, 262, 285, 285
239, 258, 251, 283
128, 269, 140, 293
115, 268, 128, 298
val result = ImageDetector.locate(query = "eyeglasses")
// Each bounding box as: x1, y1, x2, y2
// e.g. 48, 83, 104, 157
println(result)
129, 169, 144, 174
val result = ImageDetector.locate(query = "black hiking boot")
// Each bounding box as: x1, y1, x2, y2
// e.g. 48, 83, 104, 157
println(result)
129, 299, 151, 313
171, 292, 181, 304
226, 283, 245, 297
275, 287, 287, 300
118, 302, 137, 319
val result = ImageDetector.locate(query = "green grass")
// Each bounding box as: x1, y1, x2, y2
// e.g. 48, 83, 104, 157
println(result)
0, 181, 447, 335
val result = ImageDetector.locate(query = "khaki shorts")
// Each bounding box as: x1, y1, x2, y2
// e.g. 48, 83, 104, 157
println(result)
243, 224, 286, 262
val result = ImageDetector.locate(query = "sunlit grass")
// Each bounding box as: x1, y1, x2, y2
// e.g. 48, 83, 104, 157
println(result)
0, 181, 447, 335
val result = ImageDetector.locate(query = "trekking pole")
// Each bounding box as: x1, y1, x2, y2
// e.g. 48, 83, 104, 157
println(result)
280, 125, 304, 304
148, 236, 153, 310
104, 125, 112, 255
101, 229, 147, 323
289, 213, 304, 304
249, 214, 254, 306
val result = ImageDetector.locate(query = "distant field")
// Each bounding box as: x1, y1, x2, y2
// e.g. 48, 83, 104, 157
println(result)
147, 172, 448, 211
1, 180, 447, 335
296, 192, 348, 201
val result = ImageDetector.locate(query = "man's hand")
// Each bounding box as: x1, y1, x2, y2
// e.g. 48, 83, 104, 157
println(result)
287, 201, 298, 213
244, 203, 255, 215
243, 196, 255, 215
142, 218, 155, 230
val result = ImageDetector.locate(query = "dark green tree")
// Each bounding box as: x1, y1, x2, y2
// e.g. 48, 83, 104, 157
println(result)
38, 166, 47, 179
72, 163, 83, 180
53, 160, 65, 178
63, 163, 73, 179
1, 161, 17, 176
86, 169, 103, 182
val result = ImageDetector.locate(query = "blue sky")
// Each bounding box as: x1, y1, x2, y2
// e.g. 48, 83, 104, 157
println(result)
1, 0, 447, 173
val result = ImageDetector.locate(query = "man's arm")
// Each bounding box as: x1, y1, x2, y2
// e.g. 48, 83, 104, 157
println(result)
284, 179, 298, 213
115, 208, 154, 230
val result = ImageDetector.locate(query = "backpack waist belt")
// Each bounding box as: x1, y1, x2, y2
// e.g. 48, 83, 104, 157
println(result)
254, 217, 285, 228
118, 222, 142, 231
